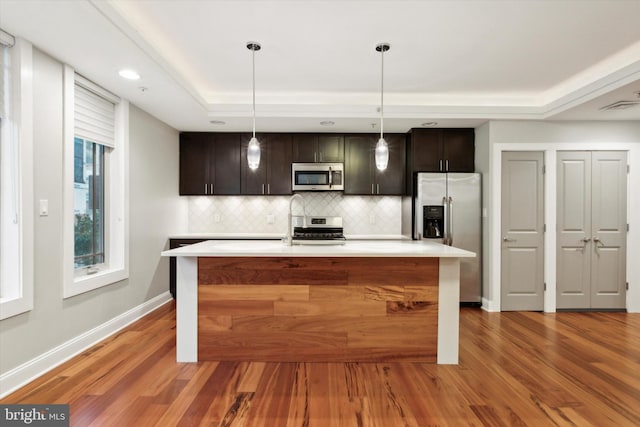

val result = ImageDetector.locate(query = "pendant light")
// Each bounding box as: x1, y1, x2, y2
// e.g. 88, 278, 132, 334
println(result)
246, 41, 261, 170
375, 42, 390, 171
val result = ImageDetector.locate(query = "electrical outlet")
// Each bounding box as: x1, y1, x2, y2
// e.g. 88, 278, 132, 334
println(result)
214, 214, 221, 223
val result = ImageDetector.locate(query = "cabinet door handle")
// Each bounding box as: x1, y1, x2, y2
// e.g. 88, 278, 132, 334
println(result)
267, 183, 270, 194
439, 159, 443, 171
314, 152, 317, 162
445, 160, 449, 171
376, 184, 380, 194
204, 184, 207, 194
262, 184, 265, 194
211, 183, 214, 194
371, 183, 375, 194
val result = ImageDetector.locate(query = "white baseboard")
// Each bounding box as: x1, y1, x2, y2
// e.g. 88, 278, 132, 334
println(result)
481, 297, 500, 312
0, 292, 173, 399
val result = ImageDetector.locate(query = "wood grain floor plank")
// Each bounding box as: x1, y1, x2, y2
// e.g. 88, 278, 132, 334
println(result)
3, 304, 640, 426
244, 362, 297, 426
285, 363, 310, 427
236, 362, 267, 393
153, 361, 220, 426
199, 362, 255, 426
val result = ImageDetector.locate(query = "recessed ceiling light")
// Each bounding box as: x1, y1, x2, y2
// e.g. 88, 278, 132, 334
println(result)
320, 121, 335, 126
118, 69, 140, 80
209, 120, 226, 125
421, 121, 438, 127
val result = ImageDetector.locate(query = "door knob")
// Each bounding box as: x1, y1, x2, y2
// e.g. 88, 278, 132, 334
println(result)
580, 237, 591, 243
503, 237, 515, 242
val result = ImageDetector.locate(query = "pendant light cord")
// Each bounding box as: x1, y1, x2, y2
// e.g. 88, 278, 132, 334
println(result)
380, 46, 384, 138
252, 46, 256, 139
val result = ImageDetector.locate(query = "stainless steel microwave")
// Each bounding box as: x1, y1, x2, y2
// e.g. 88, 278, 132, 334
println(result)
292, 163, 344, 191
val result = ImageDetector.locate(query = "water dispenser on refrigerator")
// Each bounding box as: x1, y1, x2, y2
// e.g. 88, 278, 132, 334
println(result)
423, 205, 444, 239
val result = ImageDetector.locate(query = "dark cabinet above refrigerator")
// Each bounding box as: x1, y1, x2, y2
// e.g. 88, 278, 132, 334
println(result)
406, 128, 475, 195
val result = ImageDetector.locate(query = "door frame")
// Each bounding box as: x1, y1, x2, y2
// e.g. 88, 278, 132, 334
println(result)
488, 142, 637, 313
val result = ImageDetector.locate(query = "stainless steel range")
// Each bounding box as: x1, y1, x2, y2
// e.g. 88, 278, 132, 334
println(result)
291, 216, 346, 245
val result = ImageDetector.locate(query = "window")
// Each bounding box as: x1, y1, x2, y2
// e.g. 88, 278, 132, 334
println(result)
63, 67, 129, 298
74, 139, 104, 269
0, 34, 34, 320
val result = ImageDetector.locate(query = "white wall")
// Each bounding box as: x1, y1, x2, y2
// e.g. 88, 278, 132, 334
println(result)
0, 48, 182, 384
485, 120, 640, 312
474, 122, 492, 304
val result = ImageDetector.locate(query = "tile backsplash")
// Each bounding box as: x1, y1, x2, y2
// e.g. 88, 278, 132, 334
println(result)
187, 192, 402, 236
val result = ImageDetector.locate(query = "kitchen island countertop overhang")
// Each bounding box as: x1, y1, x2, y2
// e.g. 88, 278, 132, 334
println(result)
162, 239, 475, 365
162, 239, 475, 258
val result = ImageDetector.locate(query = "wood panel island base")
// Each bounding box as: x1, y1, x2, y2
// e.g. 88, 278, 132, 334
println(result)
162, 240, 475, 365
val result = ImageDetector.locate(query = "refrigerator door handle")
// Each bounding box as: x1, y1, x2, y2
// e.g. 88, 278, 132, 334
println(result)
448, 196, 453, 246
442, 196, 448, 244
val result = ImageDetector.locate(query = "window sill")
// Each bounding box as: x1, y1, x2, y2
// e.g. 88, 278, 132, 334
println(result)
0, 296, 34, 320
64, 266, 128, 299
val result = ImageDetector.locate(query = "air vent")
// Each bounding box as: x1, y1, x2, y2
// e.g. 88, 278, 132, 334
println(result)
599, 100, 640, 111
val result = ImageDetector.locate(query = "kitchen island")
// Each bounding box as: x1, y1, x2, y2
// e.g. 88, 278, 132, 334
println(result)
161, 240, 475, 364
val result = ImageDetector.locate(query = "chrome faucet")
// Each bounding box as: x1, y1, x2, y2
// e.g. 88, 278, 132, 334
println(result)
287, 193, 306, 245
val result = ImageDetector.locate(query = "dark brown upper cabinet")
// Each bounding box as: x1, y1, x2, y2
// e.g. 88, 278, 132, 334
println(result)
241, 133, 293, 195
344, 133, 405, 195
408, 128, 474, 173
292, 134, 344, 163
405, 128, 475, 195
179, 132, 241, 195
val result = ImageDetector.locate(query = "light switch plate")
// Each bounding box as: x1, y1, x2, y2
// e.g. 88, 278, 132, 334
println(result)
39, 199, 49, 216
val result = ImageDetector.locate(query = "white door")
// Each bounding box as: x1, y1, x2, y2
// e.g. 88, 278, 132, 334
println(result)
557, 151, 627, 310
556, 151, 591, 308
501, 152, 545, 311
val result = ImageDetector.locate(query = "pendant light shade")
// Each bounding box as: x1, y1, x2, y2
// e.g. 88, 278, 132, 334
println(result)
375, 137, 389, 170
247, 41, 261, 170
247, 136, 260, 169
375, 42, 390, 171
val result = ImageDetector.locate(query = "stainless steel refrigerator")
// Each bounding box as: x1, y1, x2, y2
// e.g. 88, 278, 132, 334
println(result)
413, 173, 482, 304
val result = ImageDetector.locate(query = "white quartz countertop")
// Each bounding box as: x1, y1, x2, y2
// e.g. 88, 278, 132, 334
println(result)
162, 239, 475, 258
168, 233, 410, 240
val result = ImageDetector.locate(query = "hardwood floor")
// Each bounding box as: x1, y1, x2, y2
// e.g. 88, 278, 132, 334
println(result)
2, 302, 639, 426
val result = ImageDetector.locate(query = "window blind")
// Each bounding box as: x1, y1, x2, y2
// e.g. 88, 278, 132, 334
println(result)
0, 29, 15, 120
74, 81, 116, 148
0, 45, 6, 119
